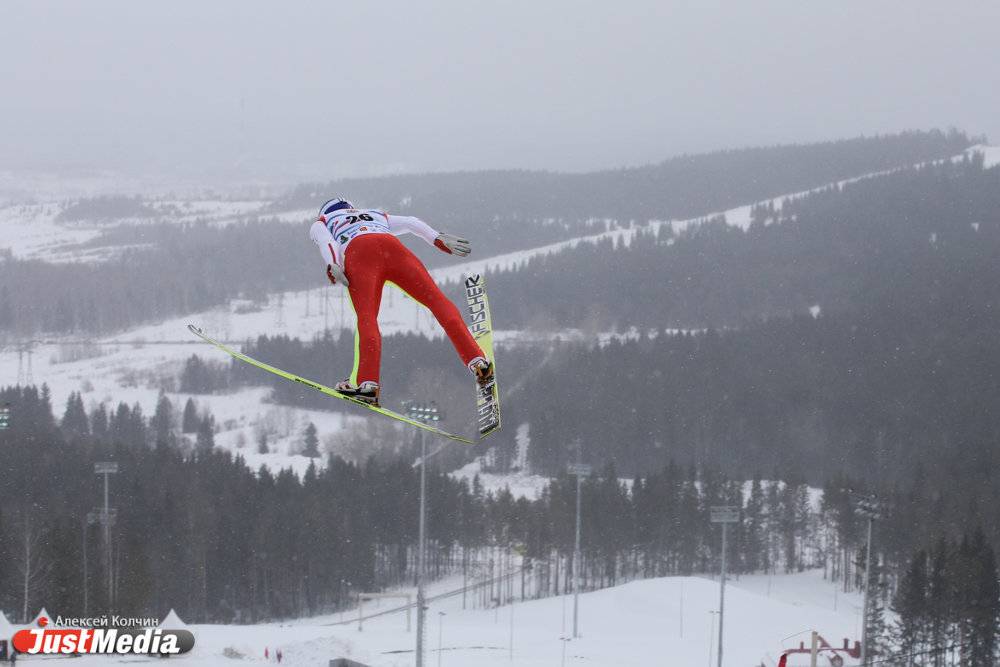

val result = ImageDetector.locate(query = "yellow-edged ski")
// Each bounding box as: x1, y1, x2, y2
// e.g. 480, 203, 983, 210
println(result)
187, 324, 472, 443
464, 275, 501, 437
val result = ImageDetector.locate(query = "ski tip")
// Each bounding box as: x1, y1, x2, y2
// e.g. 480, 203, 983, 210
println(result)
188, 324, 203, 336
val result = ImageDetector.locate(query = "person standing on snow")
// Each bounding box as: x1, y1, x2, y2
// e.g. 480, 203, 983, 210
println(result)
310, 197, 493, 406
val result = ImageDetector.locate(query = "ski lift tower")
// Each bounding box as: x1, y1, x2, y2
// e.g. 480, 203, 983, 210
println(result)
710, 506, 739, 667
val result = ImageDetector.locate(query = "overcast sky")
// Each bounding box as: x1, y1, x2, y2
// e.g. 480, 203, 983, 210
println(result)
2, 1, 998, 181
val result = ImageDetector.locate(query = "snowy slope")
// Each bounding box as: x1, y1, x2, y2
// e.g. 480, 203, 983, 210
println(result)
5, 570, 865, 667
431, 143, 1000, 286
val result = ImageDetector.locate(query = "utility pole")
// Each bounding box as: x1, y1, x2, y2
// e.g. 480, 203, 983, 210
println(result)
851, 492, 891, 667
710, 506, 739, 667
567, 441, 590, 639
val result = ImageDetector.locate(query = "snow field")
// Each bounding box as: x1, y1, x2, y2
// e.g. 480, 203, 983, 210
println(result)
4, 570, 861, 667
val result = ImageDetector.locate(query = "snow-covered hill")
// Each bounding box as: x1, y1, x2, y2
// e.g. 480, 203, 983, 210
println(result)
0, 569, 867, 667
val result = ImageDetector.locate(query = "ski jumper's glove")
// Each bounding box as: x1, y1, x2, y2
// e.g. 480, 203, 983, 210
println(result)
326, 263, 350, 287
434, 233, 471, 257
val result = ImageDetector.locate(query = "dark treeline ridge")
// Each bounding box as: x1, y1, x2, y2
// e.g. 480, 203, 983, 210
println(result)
0, 131, 971, 337
513, 301, 1000, 486
0, 384, 997, 663
215, 292, 1000, 493
485, 152, 1000, 331
279, 130, 972, 252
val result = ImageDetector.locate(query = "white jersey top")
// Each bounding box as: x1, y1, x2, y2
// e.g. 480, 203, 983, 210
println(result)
309, 208, 440, 267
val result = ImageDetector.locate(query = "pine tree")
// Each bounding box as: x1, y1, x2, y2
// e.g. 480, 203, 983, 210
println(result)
180, 354, 215, 394
865, 553, 891, 660
151, 392, 174, 444
892, 549, 929, 666
61, 391, 89, 435
303, 422, 320, 458
182, 398, 198, 433
116, 530, 154, 617
89, 402, 108, 439
196, 416, 215, 453
0, 286, 13, 330
743, 475, 765, 573
37, 384, 55, 431
128, 401, 146, 446
951, 528, 999, 667
108, 402, 130, 444
47, 518, 83, 617
927, 537, 949, 667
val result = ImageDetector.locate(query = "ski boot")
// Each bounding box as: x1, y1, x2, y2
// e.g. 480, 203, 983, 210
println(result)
334, 380, 380, 407
469, 358, 494, 388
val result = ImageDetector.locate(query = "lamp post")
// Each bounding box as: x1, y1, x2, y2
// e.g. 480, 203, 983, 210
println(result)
567, 441, 590, 639
95, 462, 118, 612
404, 402, 445, 667
851, 493, 891, 667
710, 506, 739, 667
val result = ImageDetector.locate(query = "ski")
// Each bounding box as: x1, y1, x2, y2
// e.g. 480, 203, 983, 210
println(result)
464, 275, 501, 437
187, 324, 472, 444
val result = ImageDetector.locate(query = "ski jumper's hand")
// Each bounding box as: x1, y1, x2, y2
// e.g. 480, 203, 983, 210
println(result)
434, 233, 471, 257
326, 263, 350, 287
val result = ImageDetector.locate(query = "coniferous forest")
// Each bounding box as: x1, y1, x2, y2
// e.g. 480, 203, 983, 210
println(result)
0, 383, 997, 666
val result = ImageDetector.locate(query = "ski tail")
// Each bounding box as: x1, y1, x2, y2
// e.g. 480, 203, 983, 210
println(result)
464, 275, 501, 438
186, 324, 472, 443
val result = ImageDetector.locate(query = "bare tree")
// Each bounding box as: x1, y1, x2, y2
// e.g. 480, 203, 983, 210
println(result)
12, 511, 51, 623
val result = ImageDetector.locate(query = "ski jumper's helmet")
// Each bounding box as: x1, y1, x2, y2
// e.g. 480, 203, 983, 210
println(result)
319, 198, 354, 218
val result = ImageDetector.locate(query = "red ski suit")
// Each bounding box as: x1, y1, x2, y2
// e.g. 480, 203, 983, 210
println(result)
310, 209, 484, 386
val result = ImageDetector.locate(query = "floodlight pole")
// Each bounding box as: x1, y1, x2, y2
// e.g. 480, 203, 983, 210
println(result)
405, 402, 443, 667
851, 492, 891, 667
418, 426, 427, 667
573, 443, 582, 639
95, 462, 118, 613
710, 506, 739, 667
567, 442, 590, 640
719, 520, 727, 667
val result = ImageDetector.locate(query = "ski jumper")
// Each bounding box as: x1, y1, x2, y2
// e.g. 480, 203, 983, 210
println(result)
310, 208, 485, 386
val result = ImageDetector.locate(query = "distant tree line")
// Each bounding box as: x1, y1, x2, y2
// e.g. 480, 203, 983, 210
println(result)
0, 385, 996, 665
0, 131, 973, 337
280, 129, 972, 243
485, 152, 1000, 331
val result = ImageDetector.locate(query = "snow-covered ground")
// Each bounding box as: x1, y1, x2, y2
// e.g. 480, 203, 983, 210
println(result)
2, 569, 866, 667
